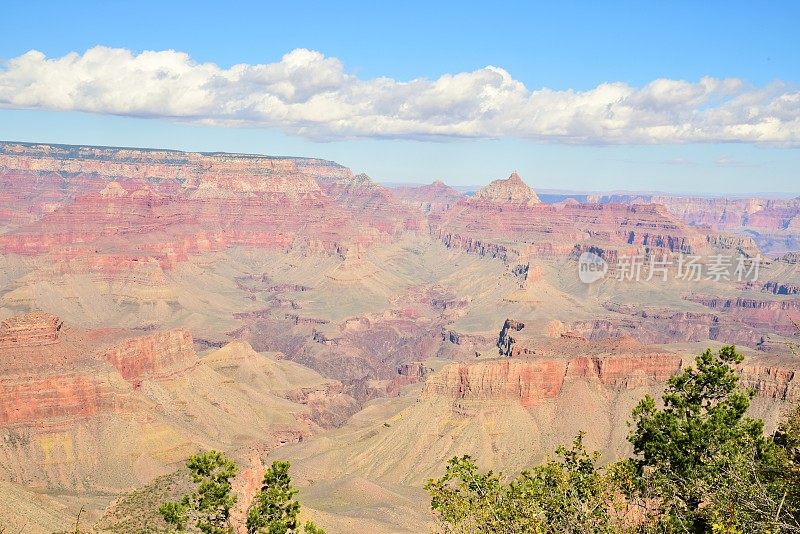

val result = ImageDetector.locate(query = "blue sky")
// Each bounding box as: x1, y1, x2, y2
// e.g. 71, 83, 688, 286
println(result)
1, 0, 799, 193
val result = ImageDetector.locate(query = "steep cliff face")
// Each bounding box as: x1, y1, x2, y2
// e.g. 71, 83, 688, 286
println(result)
655, 196, 800, 237
0, 312, 62, 347
742, 362, 800, 401
102, 329, 197, 384
569, 312, 768, 348
423, 351, 683, 407
424, 349, 800, 408
385, 361, 435, 396
0, 142, 348, 198
0, 313, 353, 494
0, 142, 416, 267
0, 314, 191, 426
432, 180, 707, 262
687, 296, 800, 337
315, 172, 423, 237
592, 193, 800, 255
0, 373, 133, 426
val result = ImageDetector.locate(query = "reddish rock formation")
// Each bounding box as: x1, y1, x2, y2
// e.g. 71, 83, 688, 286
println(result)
0, 312, 63, 347
473, 172, 541, 204
423, 349, 683, 407
0, 142, 420, 269
591, 193, 800, 255
315, 172, 423, 237
425, 336, 800, 407
0, 313, 359, 497
0, 313, 198, 426
391, 180, 463, 213
741, 361, 800, 401
432, 179, 706, 262
687, 296, 800, 337
386, 361, 435, 396
0, 373, 131, 426
102, 329, 197, 385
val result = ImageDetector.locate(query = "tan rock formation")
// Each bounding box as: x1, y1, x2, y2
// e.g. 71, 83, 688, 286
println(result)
473, 172, 541, 204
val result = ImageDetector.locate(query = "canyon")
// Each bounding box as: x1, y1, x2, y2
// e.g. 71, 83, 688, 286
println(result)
1, 141, 799, 532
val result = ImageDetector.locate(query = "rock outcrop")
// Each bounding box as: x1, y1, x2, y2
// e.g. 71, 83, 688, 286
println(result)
102, 329, 197, 385
425, 343, 800, 407
0, 312, 63, 347
423, 352, 684, 407
432, 174, 706, 263
473, 172, 541, 204
0, 313, 354, 494
391, 180, 463, 213
589, 193, 800, 255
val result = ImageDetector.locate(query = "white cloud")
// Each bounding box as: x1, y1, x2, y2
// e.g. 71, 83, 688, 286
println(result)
1, 46, 798, 145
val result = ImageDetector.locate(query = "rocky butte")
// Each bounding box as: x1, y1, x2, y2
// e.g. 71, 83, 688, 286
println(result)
432, 171, 708, 262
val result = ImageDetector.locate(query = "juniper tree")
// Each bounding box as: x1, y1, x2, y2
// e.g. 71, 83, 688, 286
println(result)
246, 460, 325, 534
160, 450, 238, 534
627, 345, 773, 532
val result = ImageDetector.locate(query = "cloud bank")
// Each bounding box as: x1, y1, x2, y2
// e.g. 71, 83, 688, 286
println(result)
1, 46, 798, 145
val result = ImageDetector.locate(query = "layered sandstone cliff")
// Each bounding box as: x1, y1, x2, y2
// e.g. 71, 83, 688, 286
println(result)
432, 173, 707, 263
423, 352, 684, 407
0, 142, 418, 267
102, 329, 197, 384
590, 193, 800, 255
0, 313, 356, 493
0, 312, 62, 347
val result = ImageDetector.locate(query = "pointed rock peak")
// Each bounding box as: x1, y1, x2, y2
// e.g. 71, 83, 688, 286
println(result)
474, 172, 541, 204
352, 172, 376, 185
425, 179, 460, 195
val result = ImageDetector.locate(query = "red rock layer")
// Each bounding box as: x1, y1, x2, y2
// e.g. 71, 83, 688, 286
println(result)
0, 373, 130, 426
742, 362, 800, 401
432, 190, 706, 262
0, 313, 63, 347
423, 352, 683, 407
593, 194, 800, 254
687, 296, 800, 337
102, 329, 197, 385
0, 142, 419, 267
0, 313, 192, 428
425, 347, 800, 407
386, 361, 435, 396
315, 172, 423, 236
649, 196, 800, 235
